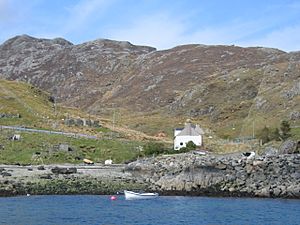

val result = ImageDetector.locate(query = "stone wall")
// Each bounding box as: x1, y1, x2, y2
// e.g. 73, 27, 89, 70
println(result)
0, 113, 21, 118
64, 118, 101, 127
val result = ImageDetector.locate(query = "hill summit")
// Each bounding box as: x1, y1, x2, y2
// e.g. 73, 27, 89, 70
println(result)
0, 35, 300, 137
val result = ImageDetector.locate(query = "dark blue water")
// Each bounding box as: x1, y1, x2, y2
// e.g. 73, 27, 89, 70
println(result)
0, 195, 299, 225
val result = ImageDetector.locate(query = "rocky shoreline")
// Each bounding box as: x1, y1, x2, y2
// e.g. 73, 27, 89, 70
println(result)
1, 152, 299, 198
0, 164, 146, 197
126, 152, 300, 198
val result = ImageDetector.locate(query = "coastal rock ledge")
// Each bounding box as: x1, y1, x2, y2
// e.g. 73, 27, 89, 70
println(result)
125, 153, 300, 198
0, 153, 299, 198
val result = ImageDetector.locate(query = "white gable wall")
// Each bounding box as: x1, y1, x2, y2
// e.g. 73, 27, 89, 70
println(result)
174, 129, 183, 136
174, 135, 202, 150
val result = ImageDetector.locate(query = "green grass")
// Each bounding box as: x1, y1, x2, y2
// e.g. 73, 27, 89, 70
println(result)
93, 127, 111, 133
291, 127, 300, 140
0, 80, 55, 126
121, 110, 185, 138
0, 79, 97, 130
0, 130, 143, 164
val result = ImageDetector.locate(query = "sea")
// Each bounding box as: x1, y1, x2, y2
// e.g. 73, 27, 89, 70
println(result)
0, 195, 299, 225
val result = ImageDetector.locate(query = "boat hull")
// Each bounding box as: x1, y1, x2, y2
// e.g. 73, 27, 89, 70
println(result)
124, 190, 159, 200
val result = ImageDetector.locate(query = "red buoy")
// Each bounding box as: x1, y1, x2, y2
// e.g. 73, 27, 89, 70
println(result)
110, 195, 117, 200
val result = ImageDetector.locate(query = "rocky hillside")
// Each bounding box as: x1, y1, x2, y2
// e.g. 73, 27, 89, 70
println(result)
0, 35, 300, 137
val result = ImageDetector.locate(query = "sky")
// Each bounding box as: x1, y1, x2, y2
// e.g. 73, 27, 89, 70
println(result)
0, 0, 300, 52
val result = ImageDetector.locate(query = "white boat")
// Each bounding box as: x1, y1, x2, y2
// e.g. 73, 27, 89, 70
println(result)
124, 190, 159, 200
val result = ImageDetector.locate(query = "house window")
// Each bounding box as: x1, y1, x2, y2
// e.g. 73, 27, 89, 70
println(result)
180, 142, 183, 146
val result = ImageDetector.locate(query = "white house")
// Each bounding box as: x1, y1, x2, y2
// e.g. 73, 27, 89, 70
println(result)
174, 122, 204, 150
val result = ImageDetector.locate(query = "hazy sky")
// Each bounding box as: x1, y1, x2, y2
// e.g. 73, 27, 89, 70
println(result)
1, 0, 300, 51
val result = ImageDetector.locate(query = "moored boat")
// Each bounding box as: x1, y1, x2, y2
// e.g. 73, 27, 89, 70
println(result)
124, 190, 159, 200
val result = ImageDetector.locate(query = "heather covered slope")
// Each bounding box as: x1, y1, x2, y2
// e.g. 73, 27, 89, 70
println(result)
0, 35, 300, 138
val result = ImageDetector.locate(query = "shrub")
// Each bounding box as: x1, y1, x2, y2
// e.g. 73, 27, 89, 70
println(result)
257, 126, 271, 145
165, 141, 196, 154
269, 128, 281, 141
143, 142, 165, 156
257, 121, 292, 145
280, 120, 291, 140
186, 141, 197, 150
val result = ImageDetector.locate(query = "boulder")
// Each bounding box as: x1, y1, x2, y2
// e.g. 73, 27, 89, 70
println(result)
39, 174, 52, 179
75, 119, 84, 126
64, 118, 75, 126
255, 187, 271, 197
51, 167, 77, 174
278, 140, 298, 154
37, 165, 45, 170
58, 144, 74, 152
1, 171, 12, 176
215, 163, 227, 170
286, 184, 300, 198
290, 111, 300, 120
93, 120, 101, 127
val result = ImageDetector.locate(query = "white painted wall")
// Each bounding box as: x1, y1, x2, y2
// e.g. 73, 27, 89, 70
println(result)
174, 135, 202, 150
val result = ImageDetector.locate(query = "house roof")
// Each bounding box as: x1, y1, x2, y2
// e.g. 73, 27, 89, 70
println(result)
176, 123, 204, 136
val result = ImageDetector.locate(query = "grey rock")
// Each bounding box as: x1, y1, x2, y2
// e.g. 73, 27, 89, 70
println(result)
215, 163, 227, 170
291, 172, 300, 179
51, 167, 77, 174
286, 184, 300, 197
290, 111, 300, 120
272, 187, 282, 197
283, 82, 300, 100
263, 147, 278, 156
37, 165, 45, 170
256, 187, 271, 197
124, 152, 300, 198
39, 174, 52, 179
1, 171, 12, 177
64, 118, 101, 127
278, 140, 298, 154
0, 113, 20, 118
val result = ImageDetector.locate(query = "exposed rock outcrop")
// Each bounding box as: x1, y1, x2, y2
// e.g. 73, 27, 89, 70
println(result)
126, 152, 300, 198
278, 140, 299, 154
0, 152, 299, 198
51, 167, 77, 174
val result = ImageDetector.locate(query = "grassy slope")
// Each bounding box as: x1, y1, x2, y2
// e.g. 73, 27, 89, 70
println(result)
0, 80, 146, 164
0, 129, 142, 164
0, 78, 298, 164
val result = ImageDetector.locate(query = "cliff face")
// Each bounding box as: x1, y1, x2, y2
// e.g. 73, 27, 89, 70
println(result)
0, 35, 300, 135
125, 152, 300, 198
